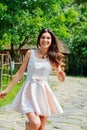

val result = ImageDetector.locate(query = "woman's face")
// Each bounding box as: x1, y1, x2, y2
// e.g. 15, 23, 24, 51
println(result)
39, 32, 52, 49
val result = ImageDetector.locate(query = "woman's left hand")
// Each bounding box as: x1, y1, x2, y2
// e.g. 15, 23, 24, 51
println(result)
57, 70, 66, 82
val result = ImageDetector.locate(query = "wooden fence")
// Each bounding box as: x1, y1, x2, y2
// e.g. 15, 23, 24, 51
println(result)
0, 54, 22, 90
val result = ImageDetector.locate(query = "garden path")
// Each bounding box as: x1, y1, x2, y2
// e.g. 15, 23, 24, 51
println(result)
0, 76, 87, 130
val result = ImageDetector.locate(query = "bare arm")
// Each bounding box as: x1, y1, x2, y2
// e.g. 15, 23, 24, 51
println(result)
0, 50, 31, 98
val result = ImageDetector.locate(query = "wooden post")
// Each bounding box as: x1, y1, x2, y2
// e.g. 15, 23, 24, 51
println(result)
0, 55, 3, 90
0, 54, 12, 89
0, 65, 2, 90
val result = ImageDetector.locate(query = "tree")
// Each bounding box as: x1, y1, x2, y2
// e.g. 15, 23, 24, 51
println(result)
0, 0, 77, 59
0, 0, 87, 76
67, 1, 87, 75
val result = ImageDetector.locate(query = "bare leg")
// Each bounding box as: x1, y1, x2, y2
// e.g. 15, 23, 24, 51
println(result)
26, 112, 41, 130
39, 116, 48, 130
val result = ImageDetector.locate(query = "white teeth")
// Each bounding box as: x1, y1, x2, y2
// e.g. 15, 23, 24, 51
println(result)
43, 43, 48, 45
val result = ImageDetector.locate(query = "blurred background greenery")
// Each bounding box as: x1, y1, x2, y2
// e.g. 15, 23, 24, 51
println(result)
0, 0, 87, 76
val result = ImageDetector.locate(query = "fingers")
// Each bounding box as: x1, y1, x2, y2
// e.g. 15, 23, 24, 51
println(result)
0, 91, 7, 99
57, 71, 66, 82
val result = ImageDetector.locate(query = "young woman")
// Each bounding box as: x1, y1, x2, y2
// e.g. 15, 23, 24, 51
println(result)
0, 28, 65, 130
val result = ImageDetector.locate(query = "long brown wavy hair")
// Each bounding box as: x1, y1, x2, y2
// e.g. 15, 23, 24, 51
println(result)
37, 28, 63, 68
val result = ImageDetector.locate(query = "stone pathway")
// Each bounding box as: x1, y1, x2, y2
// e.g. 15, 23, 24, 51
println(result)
0, 76, 87, 130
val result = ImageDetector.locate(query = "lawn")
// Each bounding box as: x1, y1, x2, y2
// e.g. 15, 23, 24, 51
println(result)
0, 76, 26, 108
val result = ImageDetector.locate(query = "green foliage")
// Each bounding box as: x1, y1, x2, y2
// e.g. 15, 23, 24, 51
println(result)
0, 0, 87, 75
67, 2, 87, 76
0, 0, 76, 50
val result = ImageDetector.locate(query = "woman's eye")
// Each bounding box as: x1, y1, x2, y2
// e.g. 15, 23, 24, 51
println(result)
47, 37, 51, 39
41, 37, 51, 39
41, 36, 45, 39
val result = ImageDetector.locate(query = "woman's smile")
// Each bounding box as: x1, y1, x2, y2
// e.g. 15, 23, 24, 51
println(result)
39, 32, 52, 49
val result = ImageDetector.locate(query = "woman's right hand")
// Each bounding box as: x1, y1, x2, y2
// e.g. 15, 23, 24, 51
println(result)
0, 90, 8, 99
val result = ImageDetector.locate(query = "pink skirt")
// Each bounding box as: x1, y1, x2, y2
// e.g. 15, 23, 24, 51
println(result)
11, 78, 63, 117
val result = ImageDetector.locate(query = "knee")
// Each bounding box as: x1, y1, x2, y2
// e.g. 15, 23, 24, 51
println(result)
31, 120, 41, 130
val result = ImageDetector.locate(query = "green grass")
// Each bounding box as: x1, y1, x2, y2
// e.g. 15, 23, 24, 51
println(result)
47, 120, 52, 125
0, 76, 26, 108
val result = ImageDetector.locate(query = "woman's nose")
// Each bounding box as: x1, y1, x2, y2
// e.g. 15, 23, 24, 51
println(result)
44, 38, 47, 41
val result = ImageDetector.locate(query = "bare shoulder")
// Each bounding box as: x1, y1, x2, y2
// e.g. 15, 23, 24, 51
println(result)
25, 49, 32, 58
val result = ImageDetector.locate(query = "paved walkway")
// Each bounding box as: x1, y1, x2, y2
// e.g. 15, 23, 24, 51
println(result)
0, 76, 87, 130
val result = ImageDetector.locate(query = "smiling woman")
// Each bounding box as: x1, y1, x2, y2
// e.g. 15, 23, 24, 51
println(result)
0, 28, 65, 130
37, 32, 51, 59
37, 28, 63, 68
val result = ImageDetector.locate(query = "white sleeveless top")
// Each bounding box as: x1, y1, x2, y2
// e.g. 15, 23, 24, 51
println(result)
26, 49, 52, 81
11, 50, 63, 116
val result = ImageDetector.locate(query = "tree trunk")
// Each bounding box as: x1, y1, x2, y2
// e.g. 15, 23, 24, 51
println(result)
10, 43, 15, 61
